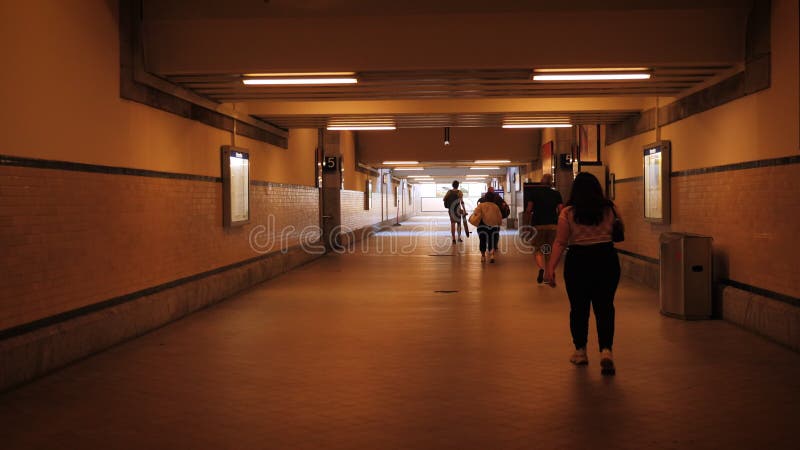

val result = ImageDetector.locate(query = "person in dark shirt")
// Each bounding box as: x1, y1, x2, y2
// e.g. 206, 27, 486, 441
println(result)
525, 174, 563, 283
477, 186, 495, 203
445, 180, 466, 243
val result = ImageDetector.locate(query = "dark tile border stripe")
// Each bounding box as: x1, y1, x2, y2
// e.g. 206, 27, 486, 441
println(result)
612, 155, 800, 184
615, 249, 800, 308
1, 154, 221, 183
670, 155, 800, 177
614, 176, 643, 184
250, 180, 318, 190
616, 248, 659, 265
0, 244, 319, 342
1, 154, 318, 191
719, 278, 800, 308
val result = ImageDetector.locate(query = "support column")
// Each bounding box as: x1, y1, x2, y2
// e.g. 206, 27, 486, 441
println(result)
321, 131, 342, 250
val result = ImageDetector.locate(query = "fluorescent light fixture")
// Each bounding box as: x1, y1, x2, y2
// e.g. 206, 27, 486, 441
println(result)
243, 72, 358, 85
393, 167, 424, 171
532, 68, 651, 82
244, 72, 356, 77
474, 160, 511, 164
504, 116, 570, 122
382, 161, 419, 165
244, 78, 358, 85
470, 166, 500, 170
503, 124, 573, 129
326, 125, 395, 130
534, 67, 648, 73
533, 73, 650, 81
407, 175, 432, 178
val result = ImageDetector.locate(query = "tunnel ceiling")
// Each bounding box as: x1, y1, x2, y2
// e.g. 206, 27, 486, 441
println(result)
140, 0, 753, 129
143, 0, 754, 19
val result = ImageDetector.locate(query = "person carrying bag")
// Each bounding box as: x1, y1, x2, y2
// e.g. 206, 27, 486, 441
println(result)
469, 191, 504, 263
544, 172, 624, 376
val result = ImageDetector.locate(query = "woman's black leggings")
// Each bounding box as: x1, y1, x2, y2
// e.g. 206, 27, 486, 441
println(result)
564, 242, 621, 351
477, 225, 500, 253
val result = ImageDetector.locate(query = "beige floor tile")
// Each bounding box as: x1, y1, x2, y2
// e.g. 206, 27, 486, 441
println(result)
1, 215, 799, 449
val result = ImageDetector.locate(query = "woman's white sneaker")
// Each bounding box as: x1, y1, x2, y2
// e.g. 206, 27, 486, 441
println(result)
570, 348, 588, 365
600, 349, 616, 376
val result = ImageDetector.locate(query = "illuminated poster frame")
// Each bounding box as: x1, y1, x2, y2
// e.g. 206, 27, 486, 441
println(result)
221, 146, 250, 227
643, 140, 671, 224
365, 179, 373, 210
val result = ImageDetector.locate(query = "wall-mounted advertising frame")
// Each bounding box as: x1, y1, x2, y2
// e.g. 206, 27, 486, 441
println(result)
643, 140, 671, 224
221, 146, 250, 227
365, 179, 373, 210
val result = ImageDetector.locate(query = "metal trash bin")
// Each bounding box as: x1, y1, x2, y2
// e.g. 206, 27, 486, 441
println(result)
659, 232, 713, 319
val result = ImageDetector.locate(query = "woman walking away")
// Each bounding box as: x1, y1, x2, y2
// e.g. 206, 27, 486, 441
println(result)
544, 173, 623, 376
470, 191, 503, 263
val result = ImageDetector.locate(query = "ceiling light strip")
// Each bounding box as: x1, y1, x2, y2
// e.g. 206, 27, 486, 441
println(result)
532, 73, 651, 81
327, 125, 396, 131
533, 67, 649, 73
244, 72, 356, 77
502, 124, 573, 129
244, 77, 358, 86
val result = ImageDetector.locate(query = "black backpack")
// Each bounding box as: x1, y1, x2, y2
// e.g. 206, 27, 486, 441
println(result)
497, 199, 510, 219
443, 190, 458, 209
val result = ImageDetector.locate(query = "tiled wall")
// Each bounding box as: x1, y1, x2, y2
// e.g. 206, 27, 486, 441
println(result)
341, 191, 384, 232
341, 188, 417, 229
614, 163, 800, 299
0, 165, 319, 332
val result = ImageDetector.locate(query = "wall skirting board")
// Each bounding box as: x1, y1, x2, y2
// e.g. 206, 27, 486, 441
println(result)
0, 245, 321, 392
720, 284, 800, 352
337, 215, 414, 248
618, 251, 659, 290
616, 250, 800, 352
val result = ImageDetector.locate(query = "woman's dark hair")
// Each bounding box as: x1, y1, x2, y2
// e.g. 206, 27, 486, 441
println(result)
484, 191, 499, 203
452, 180, 459, 188
567, 172, 613, 226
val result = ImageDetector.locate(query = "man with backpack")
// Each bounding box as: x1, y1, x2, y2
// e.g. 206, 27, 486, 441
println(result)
444, 180, 468, 243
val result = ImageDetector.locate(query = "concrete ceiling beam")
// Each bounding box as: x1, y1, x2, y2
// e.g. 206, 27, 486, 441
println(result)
143, 9, 747, 74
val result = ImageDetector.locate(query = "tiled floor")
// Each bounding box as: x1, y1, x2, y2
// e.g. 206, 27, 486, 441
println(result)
1, 215, 799, 449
